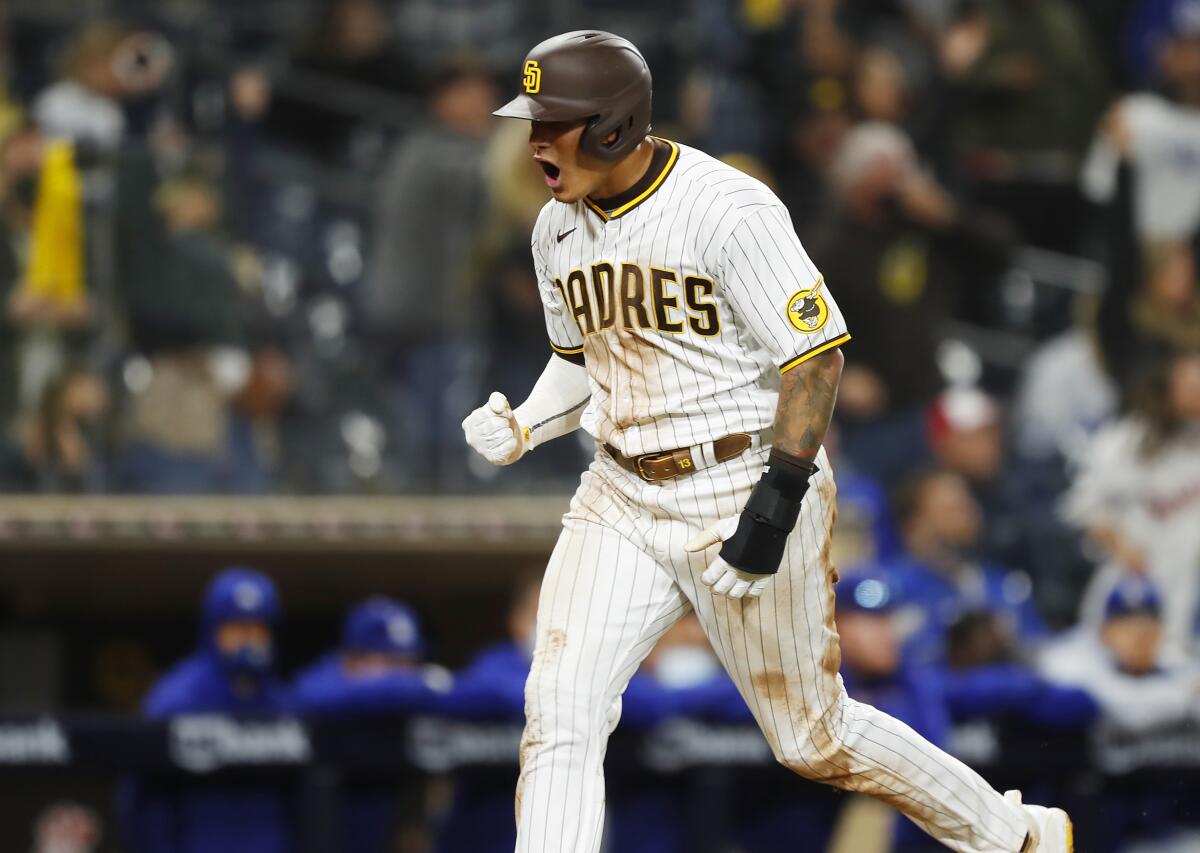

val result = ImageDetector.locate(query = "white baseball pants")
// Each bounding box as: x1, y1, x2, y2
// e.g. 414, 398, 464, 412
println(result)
515, 446, 1029, 853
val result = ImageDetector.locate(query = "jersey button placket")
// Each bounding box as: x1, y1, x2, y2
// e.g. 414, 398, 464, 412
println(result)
603, 220, 626, 430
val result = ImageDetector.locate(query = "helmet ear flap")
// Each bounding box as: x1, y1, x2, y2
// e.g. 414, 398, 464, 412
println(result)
580, 101, 650, 161
579, 112, 625, 161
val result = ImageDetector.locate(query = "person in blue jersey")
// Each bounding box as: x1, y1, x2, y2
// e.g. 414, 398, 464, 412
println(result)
607, 615, 755, 853
620, 614, 751, 729
837, 574, 951, 745
883, 469, 1047, 666
120, 567, 294, 853
293, 596, 450, 853
834, 573, 956, 853
940, 610, 1097, 731
293, 596, 451, 717
937, 609, 1097, 841
433, 572, 540, 853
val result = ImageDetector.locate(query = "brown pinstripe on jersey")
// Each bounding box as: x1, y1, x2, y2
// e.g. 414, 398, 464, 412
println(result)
533, 139, 850, 458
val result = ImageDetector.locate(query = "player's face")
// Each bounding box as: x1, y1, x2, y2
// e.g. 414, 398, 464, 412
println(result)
529, 119, 614, 202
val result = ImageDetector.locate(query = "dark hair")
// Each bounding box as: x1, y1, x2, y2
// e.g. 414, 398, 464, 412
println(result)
945, 609, 1015, 669
889, 467, 944, 532
1127, 346, 1200, 455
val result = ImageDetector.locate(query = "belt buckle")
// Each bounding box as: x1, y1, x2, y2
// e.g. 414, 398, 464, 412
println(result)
635, 452, 675, 483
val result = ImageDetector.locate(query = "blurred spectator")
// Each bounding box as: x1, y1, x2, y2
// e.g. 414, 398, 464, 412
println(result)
31, 802, 101, 853
678, 66, 772, 160
773, 90, 853, 242
608, 615, 750, 853
884, 468, 1045, 665
826, 425, 902, 565
32, 22, 128, 153
1065, 347, 1200, 649
1041, 577, 1199, 725
121, 567, 293, 853
937, 609, 1095, 839
1012, 312, 1118, 464
293, 596, 450, 717
812, 122, 1012, 480
0, 125, 108, 494
2, 126, 99, 486
294, 597, 450, 853
941, 0, 1103, 250
1127, 0, 1200, 86
835, 573, 951, 853
5, 367, 109, 491
1084, 0, 1200, 241
111, 137, 279, 494
926, 387, 1003, 484
1131, 239, 1200, 353
926, 386, 1046, 576
839, 574, 949, 742
434, 570, 539, 853
365, 65, 497, 488
621, 615, 747, 729
1038, 576, 1200, 851
264, 0, 418, 163
143, 566, 289, 714
1090, 132, 1200, 391
853, 47, 914, 128
8, 136, 88, 331
941, 609, 1096, 729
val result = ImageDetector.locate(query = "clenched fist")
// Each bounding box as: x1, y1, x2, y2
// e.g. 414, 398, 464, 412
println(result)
462, 392, 526, 465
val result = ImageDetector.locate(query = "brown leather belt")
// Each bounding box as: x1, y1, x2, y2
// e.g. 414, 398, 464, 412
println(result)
603, 433, 754, 483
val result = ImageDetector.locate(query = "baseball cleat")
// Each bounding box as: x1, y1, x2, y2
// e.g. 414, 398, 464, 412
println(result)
1005, 790, 1073, 853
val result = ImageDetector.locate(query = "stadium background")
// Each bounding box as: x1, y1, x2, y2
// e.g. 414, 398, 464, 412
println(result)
1, 0, 1199, 851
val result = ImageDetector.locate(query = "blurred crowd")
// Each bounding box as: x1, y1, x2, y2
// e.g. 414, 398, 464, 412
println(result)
50, 562, 1192, 853
1, 0, 1200, 850
0, 0, 1193, 499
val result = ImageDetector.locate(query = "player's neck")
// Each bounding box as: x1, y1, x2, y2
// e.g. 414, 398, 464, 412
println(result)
590, 138, 657, 201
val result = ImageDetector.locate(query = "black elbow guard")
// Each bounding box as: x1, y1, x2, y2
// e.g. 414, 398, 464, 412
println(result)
718, 451, 818, 576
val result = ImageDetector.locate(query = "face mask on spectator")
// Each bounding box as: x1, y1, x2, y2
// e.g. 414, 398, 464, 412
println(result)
214, 621, 274, 675
654, 646, 720, 689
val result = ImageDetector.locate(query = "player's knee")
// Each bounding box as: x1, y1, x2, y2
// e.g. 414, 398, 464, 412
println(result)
522, 659, 608, 752
772, 701, 856, 786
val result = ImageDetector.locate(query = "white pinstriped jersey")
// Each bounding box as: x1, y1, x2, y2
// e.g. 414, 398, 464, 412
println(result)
532, 139, 851, 457
517, 140, 1034, 853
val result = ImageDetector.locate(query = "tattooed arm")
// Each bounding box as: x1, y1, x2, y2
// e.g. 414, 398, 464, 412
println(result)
771, 348, 844, 466
687, 346, 844, 599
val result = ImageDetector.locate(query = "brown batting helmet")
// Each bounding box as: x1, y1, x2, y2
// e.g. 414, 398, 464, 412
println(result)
494, 30, 652, 162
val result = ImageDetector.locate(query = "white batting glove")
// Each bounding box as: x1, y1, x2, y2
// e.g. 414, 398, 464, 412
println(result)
685, 517, 772, 600
462, 392, 526, 466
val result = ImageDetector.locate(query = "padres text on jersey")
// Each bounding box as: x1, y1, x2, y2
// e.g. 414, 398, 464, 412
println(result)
533, 138, 851, 458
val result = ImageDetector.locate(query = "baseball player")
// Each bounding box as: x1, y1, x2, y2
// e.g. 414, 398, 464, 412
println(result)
462, 31, 1071, 853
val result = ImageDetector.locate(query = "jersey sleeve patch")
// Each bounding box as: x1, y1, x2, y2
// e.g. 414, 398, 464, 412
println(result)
786, 279, 829, 334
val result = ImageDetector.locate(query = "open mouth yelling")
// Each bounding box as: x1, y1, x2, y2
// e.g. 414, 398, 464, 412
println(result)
538, 160, 562, 190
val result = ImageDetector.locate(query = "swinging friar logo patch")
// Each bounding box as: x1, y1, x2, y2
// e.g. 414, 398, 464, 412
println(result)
786, 280, 829, 334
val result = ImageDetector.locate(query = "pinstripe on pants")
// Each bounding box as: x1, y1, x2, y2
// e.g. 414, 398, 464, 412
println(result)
514, 446, 1029, 853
